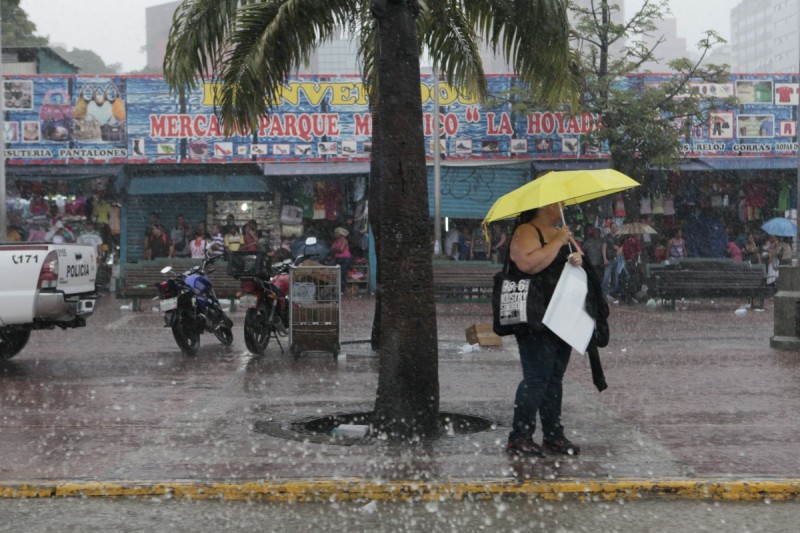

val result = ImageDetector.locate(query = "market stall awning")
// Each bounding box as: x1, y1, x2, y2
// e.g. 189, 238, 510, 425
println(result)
127, 173, 267, 195
260, 162, 369, 176
676, 159, 715, 171
5, 164, 124, 180
532, 159, 610, 172
701, 157, 798, 171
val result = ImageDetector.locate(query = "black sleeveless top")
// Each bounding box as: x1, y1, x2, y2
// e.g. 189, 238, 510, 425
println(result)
509, 223, 608, 323
509, 224, 572, 304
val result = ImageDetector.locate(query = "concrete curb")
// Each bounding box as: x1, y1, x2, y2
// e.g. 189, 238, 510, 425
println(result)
3, 479, 800, 502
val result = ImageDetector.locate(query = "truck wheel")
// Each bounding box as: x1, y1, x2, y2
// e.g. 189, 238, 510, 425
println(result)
172, 309, 200, 356
0, 327, 31, 360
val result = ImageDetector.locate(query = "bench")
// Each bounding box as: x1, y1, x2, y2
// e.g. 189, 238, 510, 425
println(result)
645, 258, 771, 309
116, 258, 242, 311
432, 260, 497, 302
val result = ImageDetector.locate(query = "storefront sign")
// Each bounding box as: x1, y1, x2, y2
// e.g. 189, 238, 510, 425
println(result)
3, 73, 799, 166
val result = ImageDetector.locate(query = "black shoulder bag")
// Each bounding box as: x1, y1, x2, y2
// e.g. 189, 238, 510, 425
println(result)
491, 226, 547, 336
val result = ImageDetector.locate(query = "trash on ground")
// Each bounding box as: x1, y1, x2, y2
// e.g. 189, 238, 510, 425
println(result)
465, 323, 503, 347
359, 500, 378, 513
459, 343, 481, 354
331, 424, 369, 439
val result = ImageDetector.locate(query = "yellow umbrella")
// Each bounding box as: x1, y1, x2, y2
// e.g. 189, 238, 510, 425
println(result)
483, 169, 640, 224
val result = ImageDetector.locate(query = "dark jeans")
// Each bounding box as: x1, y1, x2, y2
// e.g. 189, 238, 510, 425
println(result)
509, 327, 572, 442
335, 257, 352, 290
602, 257, 619, 298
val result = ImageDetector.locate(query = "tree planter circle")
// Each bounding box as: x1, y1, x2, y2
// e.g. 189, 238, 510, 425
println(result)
253, 411, 495, 445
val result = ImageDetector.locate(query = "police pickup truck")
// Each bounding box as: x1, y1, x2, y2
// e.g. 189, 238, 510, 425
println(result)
0, 243, 98, 359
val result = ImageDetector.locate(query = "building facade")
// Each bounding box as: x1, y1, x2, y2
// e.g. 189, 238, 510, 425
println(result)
2, 73, 798, 263
731, 0, 799, 73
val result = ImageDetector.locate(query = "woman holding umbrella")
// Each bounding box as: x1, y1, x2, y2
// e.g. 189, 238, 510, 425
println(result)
483, 169, 640, 457
505, 202, 584, 457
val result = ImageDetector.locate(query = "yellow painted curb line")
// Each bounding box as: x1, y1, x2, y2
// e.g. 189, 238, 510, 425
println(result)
2, 479, 800, 501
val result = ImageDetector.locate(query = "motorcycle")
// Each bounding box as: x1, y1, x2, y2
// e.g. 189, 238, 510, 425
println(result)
227, 237, 327, 356
235, 257, 292, 355
156, 249, 234, 355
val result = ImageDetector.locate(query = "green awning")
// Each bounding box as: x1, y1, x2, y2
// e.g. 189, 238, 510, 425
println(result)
127, 173, 267, 195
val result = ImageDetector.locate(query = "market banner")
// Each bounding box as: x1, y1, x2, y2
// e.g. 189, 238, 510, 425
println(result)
2, 73, 798, 166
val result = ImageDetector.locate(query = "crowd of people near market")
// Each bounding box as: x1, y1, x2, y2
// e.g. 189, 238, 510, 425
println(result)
5, 191, 118, 261
446, 211, 794, 306
586, 218, 792, 305
5, 182, 795, 306
141, 211, 367, 292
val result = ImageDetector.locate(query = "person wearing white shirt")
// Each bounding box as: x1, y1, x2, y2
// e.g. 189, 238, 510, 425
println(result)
444, 226, 462, 260
77, 221, 104, 255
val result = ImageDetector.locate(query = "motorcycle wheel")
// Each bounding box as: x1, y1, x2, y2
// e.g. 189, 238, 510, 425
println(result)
0, 327, 31, 360
276, 301, 289, 336
172, 309, 200, 356
244, 304, 272, 355
214, 326, 234, 346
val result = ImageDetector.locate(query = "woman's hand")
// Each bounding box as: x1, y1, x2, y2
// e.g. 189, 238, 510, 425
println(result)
554, 226, 572, 246
568, 252, 583, 267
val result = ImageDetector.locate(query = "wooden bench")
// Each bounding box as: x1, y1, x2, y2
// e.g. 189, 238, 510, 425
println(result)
432, 260, 497, 302
116, 258, 242, 311
645, 258, 771, 309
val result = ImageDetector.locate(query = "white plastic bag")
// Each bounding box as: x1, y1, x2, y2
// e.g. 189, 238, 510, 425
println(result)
542, 263, 595, 354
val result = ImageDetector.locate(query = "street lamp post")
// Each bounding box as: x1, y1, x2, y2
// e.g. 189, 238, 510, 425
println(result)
0, 15, 7, 243
433, 68, 442, 256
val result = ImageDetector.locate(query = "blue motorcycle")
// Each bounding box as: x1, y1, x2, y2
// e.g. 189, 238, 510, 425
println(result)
156, 251, 234, 355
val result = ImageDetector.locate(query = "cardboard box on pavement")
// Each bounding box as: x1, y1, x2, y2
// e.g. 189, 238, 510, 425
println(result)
465, 323, 503, 347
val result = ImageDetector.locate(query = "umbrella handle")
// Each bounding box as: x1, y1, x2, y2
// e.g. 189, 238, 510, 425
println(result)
559, 206, 574, 254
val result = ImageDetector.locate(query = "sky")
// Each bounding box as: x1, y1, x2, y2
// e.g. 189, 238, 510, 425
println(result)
19, 0, 740, 73
20, 0, 170, 72
626, 0, 736, 46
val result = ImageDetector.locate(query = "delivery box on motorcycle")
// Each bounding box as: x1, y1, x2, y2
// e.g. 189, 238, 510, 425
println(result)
227, 251, 270, 279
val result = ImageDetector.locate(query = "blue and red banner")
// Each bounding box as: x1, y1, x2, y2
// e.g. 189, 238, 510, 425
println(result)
3, 73, 798, 166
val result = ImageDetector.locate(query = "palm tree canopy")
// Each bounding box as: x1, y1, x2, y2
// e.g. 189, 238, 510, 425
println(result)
163, 0, 579, 135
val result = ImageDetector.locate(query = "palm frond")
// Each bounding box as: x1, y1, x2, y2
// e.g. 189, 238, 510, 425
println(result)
357, 9, 380, 105
163, 0, 242, 89
418, 0, 487, 101
168, 0, 358, 135
164, 0, 579, 131
465, 0, 580, 107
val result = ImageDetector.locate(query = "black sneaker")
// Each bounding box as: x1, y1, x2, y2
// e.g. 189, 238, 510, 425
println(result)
543, 437, 580, 456
505, 437, 544, 457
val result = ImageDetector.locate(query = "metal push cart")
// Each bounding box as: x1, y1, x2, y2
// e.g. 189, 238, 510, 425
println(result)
289, 264, 341, 359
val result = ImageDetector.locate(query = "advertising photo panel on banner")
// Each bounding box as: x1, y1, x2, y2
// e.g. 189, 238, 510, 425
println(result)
4, 76, 128, 163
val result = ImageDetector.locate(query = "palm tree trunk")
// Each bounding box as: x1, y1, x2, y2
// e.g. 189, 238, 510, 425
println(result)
370, 0, 439, 439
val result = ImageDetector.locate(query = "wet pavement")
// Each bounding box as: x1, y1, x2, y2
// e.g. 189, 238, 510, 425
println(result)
2, 290, 800, 500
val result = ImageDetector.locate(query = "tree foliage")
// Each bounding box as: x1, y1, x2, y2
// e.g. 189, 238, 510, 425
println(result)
163, 0, 580, 135
1, 1, 119, 74
52, 46, 121, 74
1, 0, 47, 47
570, 0, 732, 178
163, 0, 578, 439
